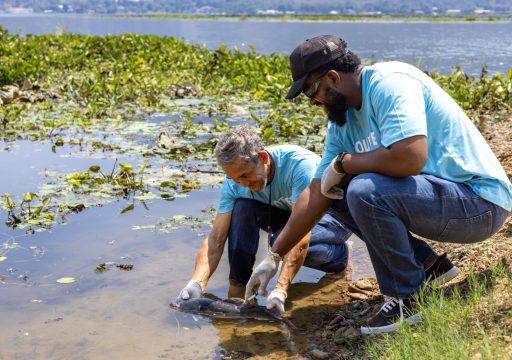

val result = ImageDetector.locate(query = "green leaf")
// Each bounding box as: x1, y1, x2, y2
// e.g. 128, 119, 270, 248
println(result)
263, 127, 275, 140
119, 163, 133, 172
121, 204, 134, 214
56, 277, 76, 284
89, 165, 101, 173
160, 181, 175, 188
33, 205, 44, 217
23, 192, 37, 203
4, 194, 14, 211
171, 215, 188, 222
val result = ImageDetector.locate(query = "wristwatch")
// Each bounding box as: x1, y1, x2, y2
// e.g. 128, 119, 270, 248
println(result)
335, 152, 348, 174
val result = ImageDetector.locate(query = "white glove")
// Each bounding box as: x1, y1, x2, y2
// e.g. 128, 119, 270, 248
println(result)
178, 280, 202, 300
266, 288, 287, 314
244, 251, 281, 300
321, 157, 346, 199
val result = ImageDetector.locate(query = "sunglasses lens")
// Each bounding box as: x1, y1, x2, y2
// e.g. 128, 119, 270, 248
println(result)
304, 80, 319, 98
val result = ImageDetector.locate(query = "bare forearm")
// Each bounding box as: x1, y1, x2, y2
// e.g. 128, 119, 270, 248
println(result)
275, 233, 310, 292
341, 135, 427, 176
190, 235, 224, 290
189, 212, 231, 290
271, 180, 331, 257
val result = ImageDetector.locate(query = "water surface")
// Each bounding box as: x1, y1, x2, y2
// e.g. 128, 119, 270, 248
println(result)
1, 15, 511, 74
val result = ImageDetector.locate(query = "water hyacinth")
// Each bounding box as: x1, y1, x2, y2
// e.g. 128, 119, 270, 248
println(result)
1, 25, 509, 142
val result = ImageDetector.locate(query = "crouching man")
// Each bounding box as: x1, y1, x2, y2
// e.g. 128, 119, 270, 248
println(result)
177, 126, 353, 314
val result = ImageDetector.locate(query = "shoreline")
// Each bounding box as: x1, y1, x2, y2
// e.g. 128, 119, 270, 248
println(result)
1, 13, 512, 23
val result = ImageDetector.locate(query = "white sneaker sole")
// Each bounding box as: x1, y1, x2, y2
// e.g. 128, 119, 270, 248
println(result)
360, 312, 423, 335
430, 266, 461, 286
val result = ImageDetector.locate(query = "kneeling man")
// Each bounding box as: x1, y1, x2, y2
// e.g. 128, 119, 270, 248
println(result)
177, 126, 352, 313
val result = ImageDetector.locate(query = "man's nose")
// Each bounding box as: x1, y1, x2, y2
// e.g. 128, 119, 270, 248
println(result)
238, 179, 250, 187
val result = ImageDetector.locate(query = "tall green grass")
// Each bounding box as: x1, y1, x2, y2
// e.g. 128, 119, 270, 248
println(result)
364, 262, 512, 359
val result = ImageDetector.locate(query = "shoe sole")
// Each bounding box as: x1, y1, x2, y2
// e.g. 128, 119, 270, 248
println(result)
430, 266, 461, 286
360, 312, 422, 335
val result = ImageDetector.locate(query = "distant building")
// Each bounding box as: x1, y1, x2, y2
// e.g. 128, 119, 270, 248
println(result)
446, 9, 462, 14
474, 9, 493, 15
359, 11, 382, 15
256, 9, 283, 15
6, 7, 34, 14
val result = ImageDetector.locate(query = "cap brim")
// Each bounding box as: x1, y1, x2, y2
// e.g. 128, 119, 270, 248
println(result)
285, 74, 308, 100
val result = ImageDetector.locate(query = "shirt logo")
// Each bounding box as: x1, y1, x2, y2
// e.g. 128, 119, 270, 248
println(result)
354, 132, 378, 153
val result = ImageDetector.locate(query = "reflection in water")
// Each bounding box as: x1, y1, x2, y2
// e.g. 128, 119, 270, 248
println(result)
173, 244, 374, 359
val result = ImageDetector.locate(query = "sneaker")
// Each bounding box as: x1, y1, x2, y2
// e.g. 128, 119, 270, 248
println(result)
425, 253, 460, 286
360, 296, 422, 335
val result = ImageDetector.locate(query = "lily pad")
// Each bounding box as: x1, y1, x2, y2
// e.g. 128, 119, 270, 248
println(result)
56, 277, 76, 284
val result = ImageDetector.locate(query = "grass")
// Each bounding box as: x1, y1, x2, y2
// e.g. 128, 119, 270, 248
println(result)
364, 262, 512, 359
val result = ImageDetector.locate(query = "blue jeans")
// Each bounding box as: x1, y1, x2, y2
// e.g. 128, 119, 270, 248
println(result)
330, 173, 509, 298
228, 198, 352, 285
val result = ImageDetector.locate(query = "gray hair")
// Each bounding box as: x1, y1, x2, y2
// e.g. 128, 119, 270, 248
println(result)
215, 126, 265, 167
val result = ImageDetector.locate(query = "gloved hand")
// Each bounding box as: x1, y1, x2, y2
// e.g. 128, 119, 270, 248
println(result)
266, 288, 287, 314
177, 280, 202, 300
321, 157, 346, 199
244, 251, 281, 301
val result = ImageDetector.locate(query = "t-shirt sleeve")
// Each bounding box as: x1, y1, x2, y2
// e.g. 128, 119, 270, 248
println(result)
217, 178, 236, 214
290, 158, 317, 204
372, 73, 428, 148
314, 123, 345, 179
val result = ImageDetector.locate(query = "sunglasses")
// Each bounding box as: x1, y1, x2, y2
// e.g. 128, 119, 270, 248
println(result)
302, 71, 327, 99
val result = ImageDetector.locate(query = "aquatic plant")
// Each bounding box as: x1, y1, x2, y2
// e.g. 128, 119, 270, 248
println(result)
0, 26, 510, 141
0, 27, 510, 235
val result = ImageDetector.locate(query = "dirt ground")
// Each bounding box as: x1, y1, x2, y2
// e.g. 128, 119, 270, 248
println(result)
292, 116, 512, 359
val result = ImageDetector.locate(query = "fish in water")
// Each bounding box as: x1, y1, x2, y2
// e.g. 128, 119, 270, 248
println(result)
170, 297, 298, 330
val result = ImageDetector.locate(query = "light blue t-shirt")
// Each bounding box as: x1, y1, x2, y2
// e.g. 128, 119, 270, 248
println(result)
218, 145, 320, 213
314, 61, 512, 211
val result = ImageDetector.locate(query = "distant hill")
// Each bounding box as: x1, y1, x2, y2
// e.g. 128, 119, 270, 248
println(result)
2, 0, 512, 15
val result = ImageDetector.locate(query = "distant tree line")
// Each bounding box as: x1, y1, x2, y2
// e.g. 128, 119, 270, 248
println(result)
2, 0, 512, 15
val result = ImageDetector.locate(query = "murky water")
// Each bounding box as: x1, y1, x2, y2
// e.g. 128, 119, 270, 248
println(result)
0, 111, 374, 359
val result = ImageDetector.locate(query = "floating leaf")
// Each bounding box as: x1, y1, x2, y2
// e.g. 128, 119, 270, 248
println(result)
171, 215, 188, 222
121, 204, 134, 214
56, 277, 76, 284
160, 181, 176, 188
0, 256, 7, 262
116, 264, 133, 271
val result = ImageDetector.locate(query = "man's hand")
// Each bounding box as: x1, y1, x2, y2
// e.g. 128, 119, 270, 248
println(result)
244, 251, 281, 300
177, 280, 202, 300
267, 289, 287, 314
321, 157, 346, 199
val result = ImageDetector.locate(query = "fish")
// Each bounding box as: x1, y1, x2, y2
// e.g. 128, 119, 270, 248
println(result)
170, 297, 298, 330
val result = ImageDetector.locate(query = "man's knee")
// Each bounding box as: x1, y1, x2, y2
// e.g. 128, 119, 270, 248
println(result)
346, 173, 381, 209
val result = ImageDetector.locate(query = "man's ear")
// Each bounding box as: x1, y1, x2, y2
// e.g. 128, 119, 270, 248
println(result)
326, 70, 341, 86
258, 150, 270, 165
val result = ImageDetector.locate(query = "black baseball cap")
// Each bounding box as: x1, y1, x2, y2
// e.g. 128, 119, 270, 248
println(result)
285, 35, 347, 100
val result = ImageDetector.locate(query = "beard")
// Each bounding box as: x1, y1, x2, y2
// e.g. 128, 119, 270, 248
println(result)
324, 87, 349, 127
